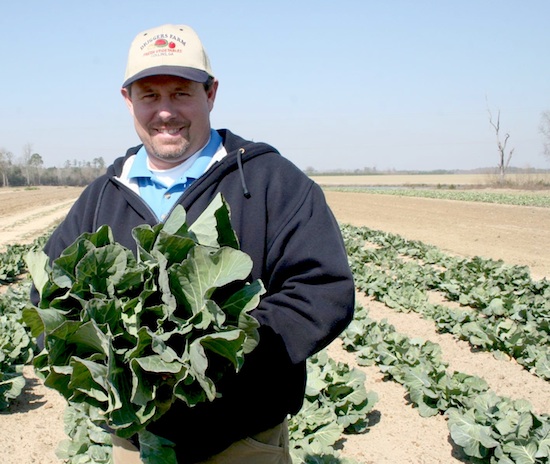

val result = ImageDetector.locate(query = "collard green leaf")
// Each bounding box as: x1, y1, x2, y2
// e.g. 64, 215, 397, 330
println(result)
198, 329, 248, 371
45, 364, 73, 399
138, 430, 177, 464
535, 354, 550, 380
24, 249, 50, 298
171, 246, 253, 314
0, 373, 26, 409
502, 441, 538, 464
21, 306, 48, 338
153, 232, 195, 268
133, 223, 163, 260
130, 354, 185, 408
133, 355, 184, 375
69, 357, 109, 404
153, 251, 177, 312
535, 422, 550, 458
237, 312, 261, 354
106, 351, 139, 435
161, 205, 188, 236
68, 320, 110, 357
189, 194, 239, 249
83, 298, 121, 329
448, 408, 499, 458
75, 244, 130, 297
187, 337, 216, 402
220, 279, 266, 320
52, 230, 114, 288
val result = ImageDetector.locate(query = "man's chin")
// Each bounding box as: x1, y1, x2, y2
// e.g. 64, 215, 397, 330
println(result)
148, 149, 192, 168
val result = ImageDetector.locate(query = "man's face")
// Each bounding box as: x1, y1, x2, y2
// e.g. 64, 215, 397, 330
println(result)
121, 75, 218, 169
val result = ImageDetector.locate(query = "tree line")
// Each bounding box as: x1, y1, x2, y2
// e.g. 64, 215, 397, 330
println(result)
4, 110, 550, 188
0, 144, 107, 187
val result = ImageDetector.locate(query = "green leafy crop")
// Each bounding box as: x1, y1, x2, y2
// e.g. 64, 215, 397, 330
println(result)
22, 193, 264, 464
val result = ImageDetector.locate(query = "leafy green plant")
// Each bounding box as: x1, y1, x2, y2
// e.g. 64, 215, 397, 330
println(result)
0, 244, 32, 284
289, 349, 377, 462
342, 302, 550, 463
448, 392, 550, 463
56, 402, 112, 463
23, 194, 264, 464
343, 224, 550, 381
0, 281, 36, 410
0, 235, 49, 285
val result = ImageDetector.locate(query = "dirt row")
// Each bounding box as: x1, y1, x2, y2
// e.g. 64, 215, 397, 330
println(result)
0, 187, 83, 250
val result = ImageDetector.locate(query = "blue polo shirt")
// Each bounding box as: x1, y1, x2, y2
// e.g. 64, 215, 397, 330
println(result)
128, 129, 222, 221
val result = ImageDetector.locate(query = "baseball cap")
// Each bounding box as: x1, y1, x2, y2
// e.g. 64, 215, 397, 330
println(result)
122, 24, 214, 88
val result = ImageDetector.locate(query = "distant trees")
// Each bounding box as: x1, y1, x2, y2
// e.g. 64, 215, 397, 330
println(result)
0, 148, 13, 187
0, 143, 107, 187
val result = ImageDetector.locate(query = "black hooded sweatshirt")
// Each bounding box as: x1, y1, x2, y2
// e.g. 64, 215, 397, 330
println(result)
36, 129, 355, 462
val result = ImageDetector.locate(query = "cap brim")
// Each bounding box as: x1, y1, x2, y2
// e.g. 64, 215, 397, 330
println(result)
123, 65, 211, 88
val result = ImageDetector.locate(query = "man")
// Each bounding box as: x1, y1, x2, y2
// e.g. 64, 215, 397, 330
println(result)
38, 24, 355, 463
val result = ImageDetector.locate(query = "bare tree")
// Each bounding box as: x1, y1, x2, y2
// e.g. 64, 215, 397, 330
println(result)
92, 157, 106, 170
487, 102, 514, 184
539, 110, 550, 160
21, 143, 33, 185
0, 148, 13, 187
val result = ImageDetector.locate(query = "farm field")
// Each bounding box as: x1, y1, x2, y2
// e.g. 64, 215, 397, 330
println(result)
312, 173, 491, 186
1, 184, 549, 464
310, 172, 550, 187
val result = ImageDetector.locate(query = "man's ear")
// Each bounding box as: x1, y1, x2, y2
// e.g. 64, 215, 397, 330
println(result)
121, 87, 133, 111
207, 79, 219, 112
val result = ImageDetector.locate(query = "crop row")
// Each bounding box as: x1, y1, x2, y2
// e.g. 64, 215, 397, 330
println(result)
342, 225, 550, 381
329, 187, 550, 208
0, 237, 43, 409
341, 302, 550, 463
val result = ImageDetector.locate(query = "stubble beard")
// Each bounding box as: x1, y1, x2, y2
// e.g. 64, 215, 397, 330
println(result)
154, 141, 191, 162
145, 136, 193, 166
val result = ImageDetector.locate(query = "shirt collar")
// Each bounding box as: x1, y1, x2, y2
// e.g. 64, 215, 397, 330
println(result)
128, 129, 221, 181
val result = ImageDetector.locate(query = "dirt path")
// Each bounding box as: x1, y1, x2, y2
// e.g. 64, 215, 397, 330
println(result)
1, 186, 549, 464
0, 187, 83, 250
325, 191, 550, 279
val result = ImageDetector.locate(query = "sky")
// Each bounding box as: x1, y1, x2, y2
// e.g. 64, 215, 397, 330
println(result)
2, 1, 550, 172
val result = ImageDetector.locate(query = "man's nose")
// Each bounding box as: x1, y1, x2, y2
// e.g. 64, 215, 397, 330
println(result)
157, 96, 178, 119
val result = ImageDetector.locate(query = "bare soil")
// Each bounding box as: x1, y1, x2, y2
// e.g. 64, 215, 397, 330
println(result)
0, 186, 84, 250
1, 186, 549, 464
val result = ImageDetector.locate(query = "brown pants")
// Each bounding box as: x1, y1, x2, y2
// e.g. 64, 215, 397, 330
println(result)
111, 419, 292, 464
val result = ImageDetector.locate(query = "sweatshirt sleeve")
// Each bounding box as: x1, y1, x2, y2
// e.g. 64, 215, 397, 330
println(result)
252, 181, 355, 365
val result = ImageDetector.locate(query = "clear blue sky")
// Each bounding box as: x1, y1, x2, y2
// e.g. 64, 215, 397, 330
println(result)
2, 1, 549, 171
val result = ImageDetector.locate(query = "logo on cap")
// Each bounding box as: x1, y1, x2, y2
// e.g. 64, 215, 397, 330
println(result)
154, 39, 176, 49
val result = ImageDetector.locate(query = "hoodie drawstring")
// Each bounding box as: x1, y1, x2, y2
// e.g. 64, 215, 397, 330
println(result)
237, 148, 251, 198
